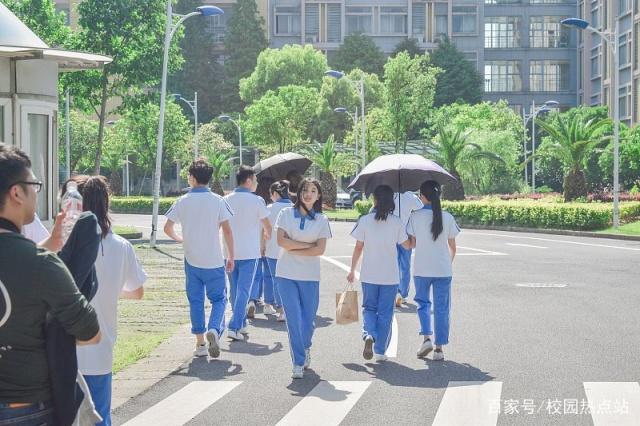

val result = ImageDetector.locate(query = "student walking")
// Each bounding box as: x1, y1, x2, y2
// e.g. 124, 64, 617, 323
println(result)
393, 191, 423, 306
275, 178, 332, 378
164, 160, 235, 358
224, 166, 271, 340
407, 181, 460, 361
263, 181, 292, 320
348, 185, 411, 362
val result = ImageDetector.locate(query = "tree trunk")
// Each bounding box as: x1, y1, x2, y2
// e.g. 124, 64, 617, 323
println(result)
320, 171, 337, 209
563, 169, 588, 201
94, 72, 109, 175
109, 171, 122, 196
442, 169, 465, 201
211, 179, 225, 196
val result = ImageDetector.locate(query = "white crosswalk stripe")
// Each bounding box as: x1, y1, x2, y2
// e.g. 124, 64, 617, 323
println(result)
121, 381, 241, 426
432, 381, 503, 426
276, 381, 371, 426
584, 382, 640, 425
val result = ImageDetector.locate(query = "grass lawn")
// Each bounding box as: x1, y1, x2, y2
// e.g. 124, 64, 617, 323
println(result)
113, 225, 139, 235
597, 220, 640, 236
325, 209, 359, 221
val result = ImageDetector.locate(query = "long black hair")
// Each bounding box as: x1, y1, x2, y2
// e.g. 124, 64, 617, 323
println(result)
372, 185, 395, 221
62, 175, 112, 239
420, 180, 443, 241
270, 180, 290, 200
294, 177, 323, 215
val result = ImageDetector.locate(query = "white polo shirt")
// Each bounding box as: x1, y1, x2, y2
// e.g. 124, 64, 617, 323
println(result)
350, 212, 408, 285
165, 188, 233, 268
265, 199, 293, 259
394, 192, 423, 227
224, 188, 270, 260
275, 207, 332, 282
407, 206, 461, 278
77, 232, 147, 375
22, 214, 50, 244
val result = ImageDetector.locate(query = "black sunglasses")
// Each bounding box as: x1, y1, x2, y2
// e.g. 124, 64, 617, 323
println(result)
12, 181, 43, 193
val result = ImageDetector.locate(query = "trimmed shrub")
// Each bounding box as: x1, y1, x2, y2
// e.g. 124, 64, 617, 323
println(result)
111, 197, 177, 214
354, 199, 373, 217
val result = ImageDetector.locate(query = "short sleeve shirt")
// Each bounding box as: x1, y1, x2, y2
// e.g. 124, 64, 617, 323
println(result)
393, 192, 424, 227
406, 207, 461, 277
223, 189, 270, 260
275, 207, 332, 282
165, 188, 233, 269
265, 199, 293, 259
350, 213, 408, 285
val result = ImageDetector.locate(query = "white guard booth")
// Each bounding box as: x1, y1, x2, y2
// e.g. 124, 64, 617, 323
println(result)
0, 3, 111, 223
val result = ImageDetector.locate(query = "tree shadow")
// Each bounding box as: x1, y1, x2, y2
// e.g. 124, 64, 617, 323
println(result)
248, 316, 287, 331
172, 359, 244, 381
343, 359, 495, 389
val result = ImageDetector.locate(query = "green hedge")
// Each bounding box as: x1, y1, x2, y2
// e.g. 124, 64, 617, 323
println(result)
111, 197, 177, 214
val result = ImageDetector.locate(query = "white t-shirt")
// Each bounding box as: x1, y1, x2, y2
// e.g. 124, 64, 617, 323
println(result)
265, 199, 293, 259
275, 207, 332, 282
22, 214, 50, 243
165, 188, 233, 268
76, 232, 147, 375
223, 189, 269, 260
394, 192, 423, 227
350, 212, 408, 285
407, 207, 461, 278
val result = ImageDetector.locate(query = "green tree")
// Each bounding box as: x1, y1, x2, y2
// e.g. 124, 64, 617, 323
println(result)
536, 113, 611, 201
239, 45, 327, 103
63, 0, 185, 174
203, 150, 235, 195
384, 52, 439, 153
4, 0, 71, 47
306, 136, 356, 208
223, 0, 268, 112
197, 122, 234, 153
430, 36, 483, 107
392, 38, 423, 58
331, 33, 386, 76
599, 125, 640, 191
58, 111, 99, 174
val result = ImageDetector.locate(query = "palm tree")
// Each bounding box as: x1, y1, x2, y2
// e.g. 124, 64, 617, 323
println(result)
206, 151, 235, 196
307, 136, 340, 209
426, 122, 504, 200
535, 114, 610, 201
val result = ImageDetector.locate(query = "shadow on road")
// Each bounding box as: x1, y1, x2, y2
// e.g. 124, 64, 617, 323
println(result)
173, 358, 244, 381
222, 340, 285, 356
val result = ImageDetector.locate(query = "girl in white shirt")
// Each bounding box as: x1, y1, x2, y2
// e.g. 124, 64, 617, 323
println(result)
348, 185, 411, 361
263, 181, 292, 321
407, 180, 460, 361
275, 178, 332, 379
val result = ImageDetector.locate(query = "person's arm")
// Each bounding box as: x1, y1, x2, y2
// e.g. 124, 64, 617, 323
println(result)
164, 219, 183, 243
448, 238, 457, 262
261, 217, 272, 242
76, 331, 102, 345
290, 238, 327, 256
38, 212, 63, 252
400, 238, 412, 250
347, 241, 364, 283
277, 228, 314, 251
407, 235, 416, 249
221, 220, 235, 272
121, 287, 144, 300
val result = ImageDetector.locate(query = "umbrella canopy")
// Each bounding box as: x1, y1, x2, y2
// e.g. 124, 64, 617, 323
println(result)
253, 153, 312, 180
348, 154, 456, 195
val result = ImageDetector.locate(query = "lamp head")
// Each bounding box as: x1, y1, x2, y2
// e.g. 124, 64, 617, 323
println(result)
325, 70, 345, 79
334, 107, 347, 113
561, 18, 590, 30
544, 100, 560, 107
172, 93, 183, 101
197, 6, 224, 17
218, 115, 231, 122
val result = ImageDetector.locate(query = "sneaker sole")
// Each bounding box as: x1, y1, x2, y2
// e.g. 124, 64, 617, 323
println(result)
417, 345, 433, 358
247, 305, 256, 319
206, 332, 220, 358
363, 338, 374, 360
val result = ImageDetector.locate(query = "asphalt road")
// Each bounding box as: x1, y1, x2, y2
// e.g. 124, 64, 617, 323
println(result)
111, 215, 640, 425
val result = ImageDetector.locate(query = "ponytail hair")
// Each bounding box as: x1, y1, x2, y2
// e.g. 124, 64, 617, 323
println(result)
372, 185, 395, 221
420, 180, 443, 241
270, 180, 290, 200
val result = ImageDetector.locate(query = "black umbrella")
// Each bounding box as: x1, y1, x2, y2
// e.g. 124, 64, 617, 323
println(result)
253, 152, 312, 180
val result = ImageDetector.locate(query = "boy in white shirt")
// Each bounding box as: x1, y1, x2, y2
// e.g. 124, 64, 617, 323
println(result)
223, 166, 271, 340
165, 160, 235, 358
394, 191, 423, 306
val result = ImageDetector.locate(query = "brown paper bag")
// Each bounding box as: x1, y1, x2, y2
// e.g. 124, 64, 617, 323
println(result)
336, 287, 359, 325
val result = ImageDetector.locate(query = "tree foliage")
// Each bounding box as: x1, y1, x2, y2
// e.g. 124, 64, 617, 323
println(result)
4, 0, 71, 47
430, 36, 483, 107
392, 38, 424, 58
330, 33, 386, 76
58, 111, 98, 174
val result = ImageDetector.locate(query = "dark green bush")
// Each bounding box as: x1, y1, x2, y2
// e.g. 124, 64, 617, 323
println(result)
111, 197, 177, 214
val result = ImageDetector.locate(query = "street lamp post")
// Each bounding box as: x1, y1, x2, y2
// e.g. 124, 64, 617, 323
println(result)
65, 89, 71, 180
173, 92, 199, 158
562, 17, 620, 227
326, 70, 365, 168
334, 107, 359, 170
150, 3, 224, 247
218, 115, 243, 164
523, 100, 559, 191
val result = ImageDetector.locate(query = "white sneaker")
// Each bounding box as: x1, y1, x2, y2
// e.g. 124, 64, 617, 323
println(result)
277, 311, 286, 322
374, 353, 388, 362
363, 335, 374, 360
433, 349, 445, 361
417, 339, 434, 358
304, 349, 311, 369
227, 330, 244, 341
206, 330, 220, 358
193, 343, 208, 357
291, 365, 304, 379
395, 293, 403, 307
263, 304, 277, 315
239, 326, 249, 335
247, 301, 256, 319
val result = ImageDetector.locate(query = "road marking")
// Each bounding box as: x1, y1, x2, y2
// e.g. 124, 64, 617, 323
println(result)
584, 382, 640, 425
506, 243, 548, 249
321, 256, 399, 358
122, 381, 241, 426
457, 246, 507, 256
432, 381, 502, 426
276, 381, 371, 426
466, 232, 640, 252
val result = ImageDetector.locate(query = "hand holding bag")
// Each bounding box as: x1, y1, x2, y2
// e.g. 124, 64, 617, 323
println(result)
336, 283, 359, 325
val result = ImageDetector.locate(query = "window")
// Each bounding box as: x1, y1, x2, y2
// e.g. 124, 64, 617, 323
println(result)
327, 4, 342, 42
380, 7, 408, 34
484, 17, 520, 48
484, 61, 522, 92
452, 6, 477, 34
619, 86, 631, 118
529, 16, 569, 48
635, 23, 640, 71
591, 46, 601, 78
530, 60, 570, 91
619, 0, 630, 14
485, 0, 521, 4
436, 15, 448, 37
206, 12, 228, 42
346, 7, 373, 34
619, 33, 631, 66
579, 49, 583, 90
530, 0, 574, 3
412, 3, 426, 36
590, 5, 599, 28
275, 6, 301, 35
305, 4, 319, 42
634, 78, 640, 122
27, 114, 49, 219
